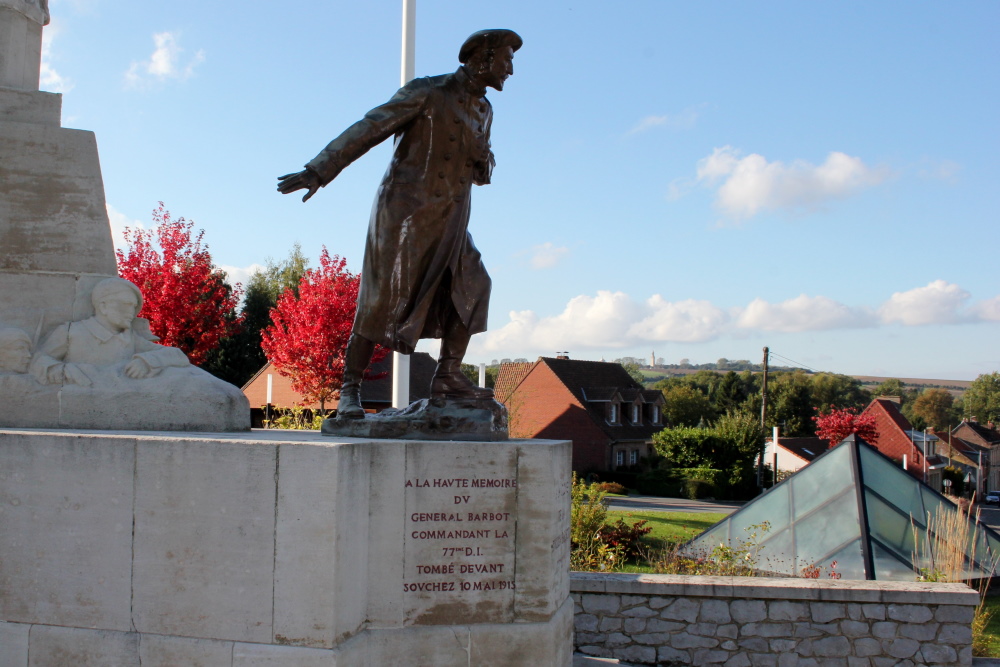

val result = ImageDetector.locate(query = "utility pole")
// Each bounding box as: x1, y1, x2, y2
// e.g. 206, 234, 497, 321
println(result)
760, 347, 769, 428
757, 346, 769, 487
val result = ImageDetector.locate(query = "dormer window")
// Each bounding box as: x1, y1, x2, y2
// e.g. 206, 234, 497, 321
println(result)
650, 404, 660, 425
608, 403, 619, 424
631, 403, 641, 425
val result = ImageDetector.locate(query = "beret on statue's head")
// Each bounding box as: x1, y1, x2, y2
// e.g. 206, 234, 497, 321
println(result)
458, 29, 523, 64
91, 277, 144, 312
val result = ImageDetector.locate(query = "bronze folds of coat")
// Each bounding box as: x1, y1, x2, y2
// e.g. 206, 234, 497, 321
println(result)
306, 67, 494, 355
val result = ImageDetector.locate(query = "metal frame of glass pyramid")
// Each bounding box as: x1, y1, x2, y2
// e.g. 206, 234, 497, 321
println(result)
680, 435, 1000, 580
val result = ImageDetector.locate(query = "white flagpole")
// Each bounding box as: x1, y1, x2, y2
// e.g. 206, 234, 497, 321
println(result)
392, 0, 415, 409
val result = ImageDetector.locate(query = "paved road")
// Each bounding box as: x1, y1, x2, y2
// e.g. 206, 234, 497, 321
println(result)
605, 495, 743, 515
978, 504, 1000, 533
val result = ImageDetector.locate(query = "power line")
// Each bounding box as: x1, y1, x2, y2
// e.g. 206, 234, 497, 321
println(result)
767, 351, 820, 374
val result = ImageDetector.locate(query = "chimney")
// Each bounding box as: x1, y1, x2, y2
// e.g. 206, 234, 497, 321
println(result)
555, 351, 569, 360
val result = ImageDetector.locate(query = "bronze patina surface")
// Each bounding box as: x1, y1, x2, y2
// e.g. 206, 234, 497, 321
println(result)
278, 30, 521, 430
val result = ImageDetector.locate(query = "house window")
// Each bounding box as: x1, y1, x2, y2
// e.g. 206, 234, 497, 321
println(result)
616, 450, 625, 467
609, 403, 618, 423
629, 450, 639, 466
632, 404, 640, 424
650, 405, 660, 424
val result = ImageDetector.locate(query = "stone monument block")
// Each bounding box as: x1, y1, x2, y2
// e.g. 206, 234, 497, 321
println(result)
0, 119, 116, 276
26, 626, 139, 667
0, 431, 134, 630
0, 6, 43, 91
0, 428, 573, 666
272, 441, 370, 648
131, 438, 277, 643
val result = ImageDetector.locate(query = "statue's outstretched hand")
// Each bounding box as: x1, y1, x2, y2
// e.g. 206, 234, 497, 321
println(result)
277, 169, 321, 202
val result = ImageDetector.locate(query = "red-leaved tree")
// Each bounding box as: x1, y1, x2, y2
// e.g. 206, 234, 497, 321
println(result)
116, 202, 242, 365
260, 248, 388, 413
813, 406, 879, 448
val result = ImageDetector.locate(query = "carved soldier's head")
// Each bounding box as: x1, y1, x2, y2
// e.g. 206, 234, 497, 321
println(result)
0, 327, 32, 374
459, 29, 522, 92
91, 278, 144, 334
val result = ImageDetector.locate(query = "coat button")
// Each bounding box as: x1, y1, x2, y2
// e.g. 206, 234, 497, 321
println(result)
465, 159, 473, 167
480, 104, 487, 112
458, 97, 466, 105
449, 134, 457, 141
444, 153, 451, 160
438, 172, 445, 178
435, 191, 442, 197
453, 117, 460, 124
459, 177, 467, 184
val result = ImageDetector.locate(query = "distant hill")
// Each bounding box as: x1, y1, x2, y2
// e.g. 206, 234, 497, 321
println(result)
640, 368, 971, 396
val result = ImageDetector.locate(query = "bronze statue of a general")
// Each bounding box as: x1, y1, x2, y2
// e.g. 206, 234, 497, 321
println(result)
278, 29, 521, 419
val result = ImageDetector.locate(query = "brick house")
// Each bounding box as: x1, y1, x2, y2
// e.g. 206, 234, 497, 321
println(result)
495, 356, 666, 474
242, 352, 436, 426
929, 429, 989, 493
952, 420, 1000, 492
860, 397, 946, 490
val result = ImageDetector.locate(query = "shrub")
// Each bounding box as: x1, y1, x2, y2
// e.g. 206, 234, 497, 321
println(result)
594, 481, 627, 495
598, 517, 652, 559
636, 469, 675, 496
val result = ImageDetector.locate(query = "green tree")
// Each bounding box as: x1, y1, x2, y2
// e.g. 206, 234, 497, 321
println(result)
963, 372, 1000, 424
652, 427, 722, 469
204, 245, 309, 386
660, 384, 715, 427
909, 388, 958, 431
809, 373, 870, 411
768, 371, 815, 436
873, 377, 907, 398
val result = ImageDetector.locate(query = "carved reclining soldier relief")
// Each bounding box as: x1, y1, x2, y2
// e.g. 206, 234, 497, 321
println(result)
30, 277, 189, 387
0, 326, 32, 374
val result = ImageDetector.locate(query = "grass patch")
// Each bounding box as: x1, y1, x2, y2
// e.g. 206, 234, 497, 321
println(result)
607, 509, 726, 574
980, 595, 1000, 657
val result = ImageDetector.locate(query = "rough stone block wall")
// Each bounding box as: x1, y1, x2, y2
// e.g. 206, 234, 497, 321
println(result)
571, 573, 977, 666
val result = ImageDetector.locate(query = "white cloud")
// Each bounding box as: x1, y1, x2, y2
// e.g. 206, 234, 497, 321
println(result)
695, 146, 890, 220
626, 106, 702, 136
106, 203, 145, 253
878, 280, 971, 325
218, 263, 265, 289
39, 21, 73, 93
479, 291, 730, 353
125, 32, 204, 88
736, 295, 876, 332
627, 296, 730, 343
971, 296, 1000, 322
474, 281, 1000, 358
524, 242, 569, 270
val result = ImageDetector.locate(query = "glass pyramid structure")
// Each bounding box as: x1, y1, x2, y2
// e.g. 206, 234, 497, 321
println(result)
681, 435, 1000, 580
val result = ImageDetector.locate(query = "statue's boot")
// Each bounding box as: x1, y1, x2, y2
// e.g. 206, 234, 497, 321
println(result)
336, 334, 375, 419
430, 318, 493, 400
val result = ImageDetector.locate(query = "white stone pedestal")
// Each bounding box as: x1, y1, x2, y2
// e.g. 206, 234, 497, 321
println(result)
0, 428, 573, 666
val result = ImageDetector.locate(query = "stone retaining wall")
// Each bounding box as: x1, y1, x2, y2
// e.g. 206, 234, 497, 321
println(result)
571, 573, 978, 666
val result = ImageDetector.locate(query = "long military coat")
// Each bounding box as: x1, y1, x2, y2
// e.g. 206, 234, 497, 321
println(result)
306, 67, 495, 354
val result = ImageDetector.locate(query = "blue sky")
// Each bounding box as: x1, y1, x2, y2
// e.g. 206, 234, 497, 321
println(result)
41, 0, 999, 380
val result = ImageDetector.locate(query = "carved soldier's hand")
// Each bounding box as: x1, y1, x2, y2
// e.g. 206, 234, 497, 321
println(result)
124, 356, 153, 379
62, 363, 92, 387
277, 169, 321, 202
